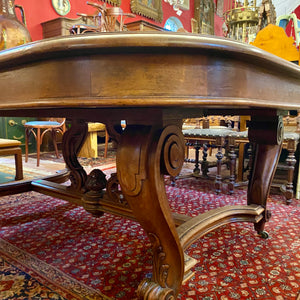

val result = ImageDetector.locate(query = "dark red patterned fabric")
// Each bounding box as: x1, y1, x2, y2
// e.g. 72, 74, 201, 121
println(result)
0, 176, 299, 299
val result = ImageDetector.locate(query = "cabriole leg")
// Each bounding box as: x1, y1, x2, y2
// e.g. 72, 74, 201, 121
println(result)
247, 116, 283, 237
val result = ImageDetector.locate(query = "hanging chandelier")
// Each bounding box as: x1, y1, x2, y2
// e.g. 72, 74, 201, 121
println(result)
224, 0, 259, 42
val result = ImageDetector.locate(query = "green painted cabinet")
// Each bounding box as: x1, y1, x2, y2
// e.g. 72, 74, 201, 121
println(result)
0, 117, 36, 153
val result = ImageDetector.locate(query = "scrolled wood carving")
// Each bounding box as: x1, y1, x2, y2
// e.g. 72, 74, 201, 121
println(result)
137, 279, 175, 300
62, 120, 88, 191
149, 233, 169, 287
136, 233, 175, 300
84, 169, 107, 192
82, 169, 107, 217
106, 172, 129, 207
160, 125, 185, 178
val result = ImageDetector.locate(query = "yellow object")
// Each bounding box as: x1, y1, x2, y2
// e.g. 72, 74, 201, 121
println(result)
78, 123, 107, 158
251, 24, 299, 62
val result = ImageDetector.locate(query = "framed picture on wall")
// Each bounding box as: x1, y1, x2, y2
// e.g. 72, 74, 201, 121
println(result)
130, 0, 163, 22
194, 0, 214, 34
51, 0, 71, 16
178, 0, 190, 10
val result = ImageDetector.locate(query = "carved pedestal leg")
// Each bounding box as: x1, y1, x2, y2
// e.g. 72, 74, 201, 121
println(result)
117, 124, 185, 299
62, 119, 88, 191
247, 116, 283, 236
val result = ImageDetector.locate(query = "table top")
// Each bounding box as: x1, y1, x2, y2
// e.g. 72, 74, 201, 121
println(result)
0, 32, 299, 118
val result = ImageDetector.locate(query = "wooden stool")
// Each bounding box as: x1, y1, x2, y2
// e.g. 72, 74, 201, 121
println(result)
0, 138, 23, 180
78, 123, 108, 158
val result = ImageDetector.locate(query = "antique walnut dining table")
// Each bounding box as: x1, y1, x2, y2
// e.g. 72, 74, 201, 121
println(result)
0, 32, 300, 299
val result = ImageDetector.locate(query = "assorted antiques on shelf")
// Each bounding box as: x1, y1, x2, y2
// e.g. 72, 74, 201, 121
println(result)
257, 0, 276, 31
70, 2, 135, 34
223, 0, 276, 43
42, 2, 166, 38
224, 0, 259, 42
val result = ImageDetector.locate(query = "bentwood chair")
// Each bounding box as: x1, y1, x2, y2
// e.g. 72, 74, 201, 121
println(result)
24, 118, 66, 167
103, 6, 135, 32
70, 2, 135, 34
70, 2, 106, 34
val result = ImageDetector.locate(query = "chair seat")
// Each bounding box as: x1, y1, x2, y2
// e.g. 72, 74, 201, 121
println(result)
227, 130, 300, 141
227, 130, 248, 139
0, 138, 21, 148
183, 128, 234, 138
72, 24, 98, 28
283, 132, 300, 141
0, 138, 23, 180
25, 121, 61, 127
24, 118, 66, 166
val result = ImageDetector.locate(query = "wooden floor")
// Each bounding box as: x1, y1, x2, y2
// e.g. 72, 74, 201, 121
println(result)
0, 153, 66, 184
0, 142, 115, 185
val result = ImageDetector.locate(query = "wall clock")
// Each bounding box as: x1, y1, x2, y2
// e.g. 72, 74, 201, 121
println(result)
51, 0, 71, 16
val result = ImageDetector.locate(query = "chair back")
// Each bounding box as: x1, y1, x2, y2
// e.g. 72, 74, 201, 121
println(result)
49, 118, 66, 132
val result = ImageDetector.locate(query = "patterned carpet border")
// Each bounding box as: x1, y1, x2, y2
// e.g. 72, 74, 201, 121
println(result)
0, 238, 110, 300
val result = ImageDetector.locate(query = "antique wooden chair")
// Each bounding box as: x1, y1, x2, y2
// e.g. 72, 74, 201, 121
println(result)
70, 2, 106, 34
103, 6, 135, 32
181, 116, 243, 194
0, 138, 23, 180
24, 118, 66, 167
230, 113, 300, 204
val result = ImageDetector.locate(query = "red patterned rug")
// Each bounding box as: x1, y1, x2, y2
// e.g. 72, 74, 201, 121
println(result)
0, 172, 299, 299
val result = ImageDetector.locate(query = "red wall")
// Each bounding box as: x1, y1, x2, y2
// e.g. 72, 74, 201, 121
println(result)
14, 0, 197, 41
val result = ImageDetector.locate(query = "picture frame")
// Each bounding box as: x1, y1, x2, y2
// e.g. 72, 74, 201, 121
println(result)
51, 0, 71, 16
178, 0, 190, 11
194, 0, 214, 34
130, 0, 163, 23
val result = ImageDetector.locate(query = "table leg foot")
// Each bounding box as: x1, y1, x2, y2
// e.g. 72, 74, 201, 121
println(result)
258, 230, 269, 239
137, 279, 175, 300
